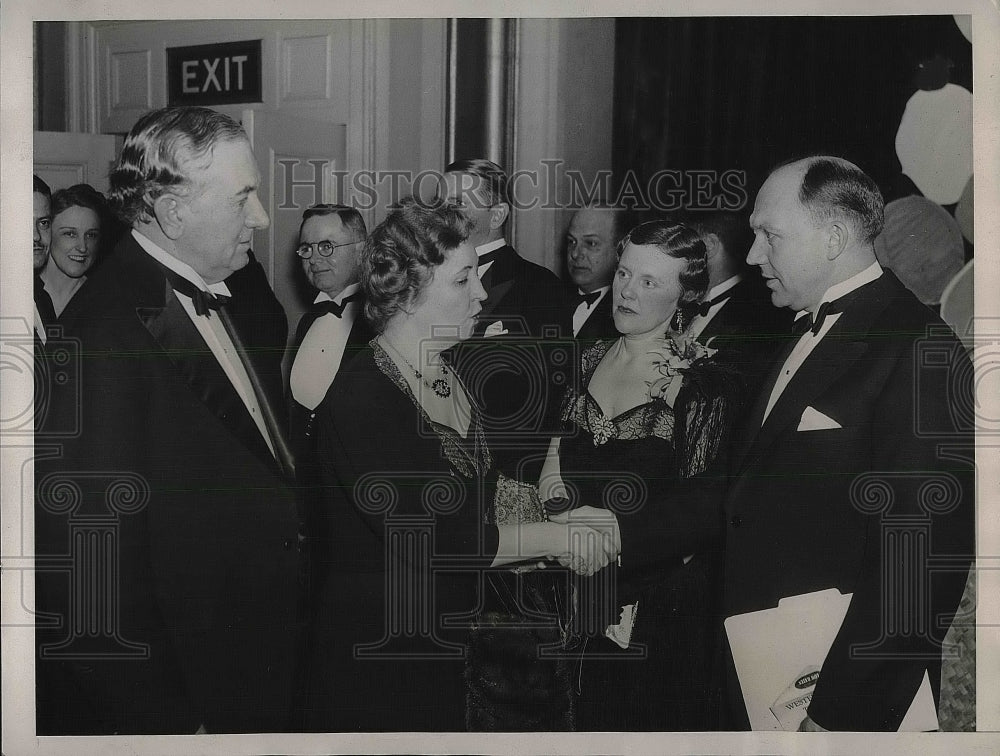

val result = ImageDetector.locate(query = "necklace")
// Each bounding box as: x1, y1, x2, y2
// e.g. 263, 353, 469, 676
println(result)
381, 337, 452, 398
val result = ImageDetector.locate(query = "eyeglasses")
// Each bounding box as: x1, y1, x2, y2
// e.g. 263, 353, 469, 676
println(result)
296, 239, 359, 259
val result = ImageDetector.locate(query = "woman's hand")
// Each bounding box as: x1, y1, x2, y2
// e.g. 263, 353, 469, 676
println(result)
492, 511, 622, 576
549, 506, 622, 576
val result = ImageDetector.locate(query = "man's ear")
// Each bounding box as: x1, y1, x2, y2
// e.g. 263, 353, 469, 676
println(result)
826, 220, 850, 260
703, 232, 723, 261
490, 202, 510, 230
151, 193, 185, 241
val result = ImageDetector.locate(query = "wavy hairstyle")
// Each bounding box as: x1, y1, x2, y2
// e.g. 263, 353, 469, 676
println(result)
362, 197, 474, 334
618, 220, 709, 326
107, 106, 247, 226
50, 183, 106, 221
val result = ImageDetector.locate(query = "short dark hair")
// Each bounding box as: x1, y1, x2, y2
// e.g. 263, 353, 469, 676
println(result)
50, 184, 106, 223
619, 220, 708, 316
574, 203, 630, 246
108, 106, 247, 226
362, 196, 474, 334
797, 157, 884, 245
300, 203, 368, 241
33, 174, 51, 199
444, 157, 510, 209
683, 210, 751, 261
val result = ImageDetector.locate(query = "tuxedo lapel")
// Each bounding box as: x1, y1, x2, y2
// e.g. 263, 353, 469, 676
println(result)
475, 246, 517, 328
733, 281, 888, 473
576, 289, 616, 342
752, 337, 867, 456
696, 279, 748, 343
137, 282, 275, 468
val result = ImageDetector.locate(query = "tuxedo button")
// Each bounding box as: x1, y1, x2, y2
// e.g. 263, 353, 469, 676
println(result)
729, 515, 742, 528
283, 538, 293, 550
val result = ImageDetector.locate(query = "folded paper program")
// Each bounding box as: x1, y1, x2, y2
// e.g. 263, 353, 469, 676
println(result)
725, 589, 939, 731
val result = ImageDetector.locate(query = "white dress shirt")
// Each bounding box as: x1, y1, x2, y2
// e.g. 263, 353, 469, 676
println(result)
476, 237, 507, 279
132, 230, 275, 456
572, 286, 610, 336
290, 283, 361, 410
686, 274, 742, 340
762, 262, 883, 424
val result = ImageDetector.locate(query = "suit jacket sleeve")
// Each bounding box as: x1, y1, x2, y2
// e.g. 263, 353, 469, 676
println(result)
614, 378, 735, 568
807, 337, 974, 731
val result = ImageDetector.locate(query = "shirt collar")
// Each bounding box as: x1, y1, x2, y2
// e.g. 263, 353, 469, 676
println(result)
578, 285, 610, 297
314, 281, 360, 305
132, 229, 232, 298
797, 261, 882, 321
705, 273, 743, 302
476, 238, 507, 258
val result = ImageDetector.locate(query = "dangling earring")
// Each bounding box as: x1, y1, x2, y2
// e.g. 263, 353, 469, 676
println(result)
670, 308, 685, 334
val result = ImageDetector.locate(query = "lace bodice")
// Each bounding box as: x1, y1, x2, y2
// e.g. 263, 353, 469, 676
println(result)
560, 339, 738, 478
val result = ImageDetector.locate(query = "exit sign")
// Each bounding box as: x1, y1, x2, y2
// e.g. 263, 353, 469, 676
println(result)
167, 40, 263, 106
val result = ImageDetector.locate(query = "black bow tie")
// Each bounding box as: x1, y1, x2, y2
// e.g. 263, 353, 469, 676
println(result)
696, 290, 734, 317
792, 299, 844, 337
164, 269, 230, 317
313, 291, 361, 318
573, 289, 602, 308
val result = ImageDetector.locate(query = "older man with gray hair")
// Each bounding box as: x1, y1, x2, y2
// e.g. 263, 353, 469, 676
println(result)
35, 106, 301, 735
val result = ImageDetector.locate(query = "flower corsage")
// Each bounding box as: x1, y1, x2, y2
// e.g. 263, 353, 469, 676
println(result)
647, 333, 717, 406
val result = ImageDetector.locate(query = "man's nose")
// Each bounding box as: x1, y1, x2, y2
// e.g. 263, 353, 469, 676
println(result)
245, 194, 270, 229
746, 236, 766, 266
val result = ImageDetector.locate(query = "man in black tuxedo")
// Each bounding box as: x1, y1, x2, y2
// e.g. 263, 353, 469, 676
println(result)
684, 210, 793, 385
285, 204, 373, 644
287, 204, 371, 454
722, 156, 974, 731
441, 158, 570, 481
564, 204, 622, 344
34, 106, 301, 734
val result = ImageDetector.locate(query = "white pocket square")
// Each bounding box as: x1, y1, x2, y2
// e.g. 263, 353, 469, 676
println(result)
484, 320, 508, 337
797, 406, 842, 431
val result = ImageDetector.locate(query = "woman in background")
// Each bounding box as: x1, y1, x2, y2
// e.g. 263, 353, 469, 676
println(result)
40, 183, 105, 316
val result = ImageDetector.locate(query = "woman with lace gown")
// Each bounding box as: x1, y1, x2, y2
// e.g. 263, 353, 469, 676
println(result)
542, 221, 744, 731
302, 197, 615, 731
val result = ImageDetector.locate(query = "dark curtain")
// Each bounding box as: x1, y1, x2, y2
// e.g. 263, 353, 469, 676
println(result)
613, 16, 973, 206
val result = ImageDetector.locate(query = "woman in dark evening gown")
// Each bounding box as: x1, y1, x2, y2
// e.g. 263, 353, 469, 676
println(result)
542, 220, 743, 730
302, 197, 613, 732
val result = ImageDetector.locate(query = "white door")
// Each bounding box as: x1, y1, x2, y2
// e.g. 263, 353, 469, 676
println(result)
242, 108, 347, 343
33, 131, 120, 194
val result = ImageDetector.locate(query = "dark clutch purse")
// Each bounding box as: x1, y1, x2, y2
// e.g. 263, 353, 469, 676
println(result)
465, 474, 579, 731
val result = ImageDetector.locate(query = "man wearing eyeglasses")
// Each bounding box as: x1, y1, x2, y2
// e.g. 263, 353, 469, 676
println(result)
289, 204, 372, 451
